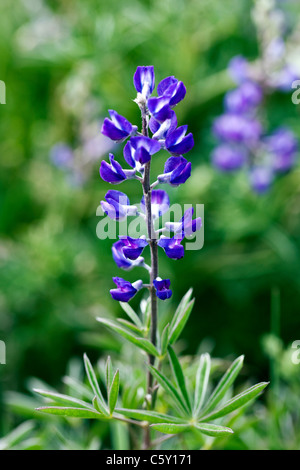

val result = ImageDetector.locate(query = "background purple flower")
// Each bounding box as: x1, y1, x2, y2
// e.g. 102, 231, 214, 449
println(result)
212, 145, 247, 171
249, 166, 274, 194
225, 82, 263, 114
50, 143, 74, 169
266, 128, 298, 173
228, 55, 250, 84
213, 114, 262, 144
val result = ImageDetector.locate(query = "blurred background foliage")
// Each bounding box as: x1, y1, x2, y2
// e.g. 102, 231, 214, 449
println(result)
0, 0, 300, 449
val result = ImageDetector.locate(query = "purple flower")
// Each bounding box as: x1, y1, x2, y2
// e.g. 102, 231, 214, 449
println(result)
141, 189, 170, 219
110, 277, 143, 302
156, 77, 186, 108
123, 136, 161, 169
101, 190, 137, 220
212, 144, 247, 171
165, 125, 194, 155
165, 207, 201, 238
225, 82, 263, 114
112, 241, 136, 270
101, 110, 137, 143
50, 143, 74, 168
249, 166, 274, 194
274, 65, 299, 92
153, 278, 172, 300
112, 240, 145, 270
157, 76, 178, 96
133, 66, 155, 99
118, 236, 148, 260
228, 56, 250, 84
100, 154, 136, 184
266, 128, 298, 173
149, 111, 177, 140
158, 236, 184, 259
213, 114, 262, 145
158, 156, 191, 186
147, 96, 172, 123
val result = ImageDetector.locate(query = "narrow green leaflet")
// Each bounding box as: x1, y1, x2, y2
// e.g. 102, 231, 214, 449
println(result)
83, 354, 109, 416
150, 423, 190, 434
167, 346, 191, 412
194, 353, 211, 416
147, 365, 189, 415
97, 318, 160, 357
0, 421, 36, 451
199, 382, 269, 422
33, 389, 94, 410
195, 423, 234, 437
117, 318, 143, 335
160, 323, 170, 356
143, 297, 151, 331
108, 369, 120, 414
116, 408, 186, 424
119, 302, 143, 329
168, 299, 195, 345
201, 355, 244, 416
93, 396, 104, 414
106, 356, 113, 391
62, 376, 94, 401
170, 288, 193, 333
36, 406, 106, 419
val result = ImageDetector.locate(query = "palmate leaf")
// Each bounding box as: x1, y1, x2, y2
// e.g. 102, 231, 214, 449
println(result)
116, 408, 186, 424
36, 406, 106, 419
168, 346, 192, 413
33, 389, 94, 411
147, 365, 189, 416
200, 355, 244, 416
83, 354, 109, 416
199, 382, 269, 422
97, 317, 160, 357
194, 353, 211, 416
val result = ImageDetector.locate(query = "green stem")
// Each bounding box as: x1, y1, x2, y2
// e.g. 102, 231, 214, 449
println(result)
141, 105, 159, 449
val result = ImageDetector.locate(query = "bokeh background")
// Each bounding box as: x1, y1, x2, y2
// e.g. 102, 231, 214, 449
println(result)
0, 0, 300, 450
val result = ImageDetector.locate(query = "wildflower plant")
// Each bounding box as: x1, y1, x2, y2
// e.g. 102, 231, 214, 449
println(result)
35, 66, 268, 450
211, 0, 299, 194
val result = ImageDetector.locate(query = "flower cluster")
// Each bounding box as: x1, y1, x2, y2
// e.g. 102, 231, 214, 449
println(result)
211, 1, 299, 193
100, 66, 201, 302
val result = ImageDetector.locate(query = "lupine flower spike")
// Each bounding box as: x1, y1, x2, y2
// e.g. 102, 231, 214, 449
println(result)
99, 65, 198, 304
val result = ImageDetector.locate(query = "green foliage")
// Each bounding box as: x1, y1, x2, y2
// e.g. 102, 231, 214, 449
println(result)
33, 299, 268, 445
